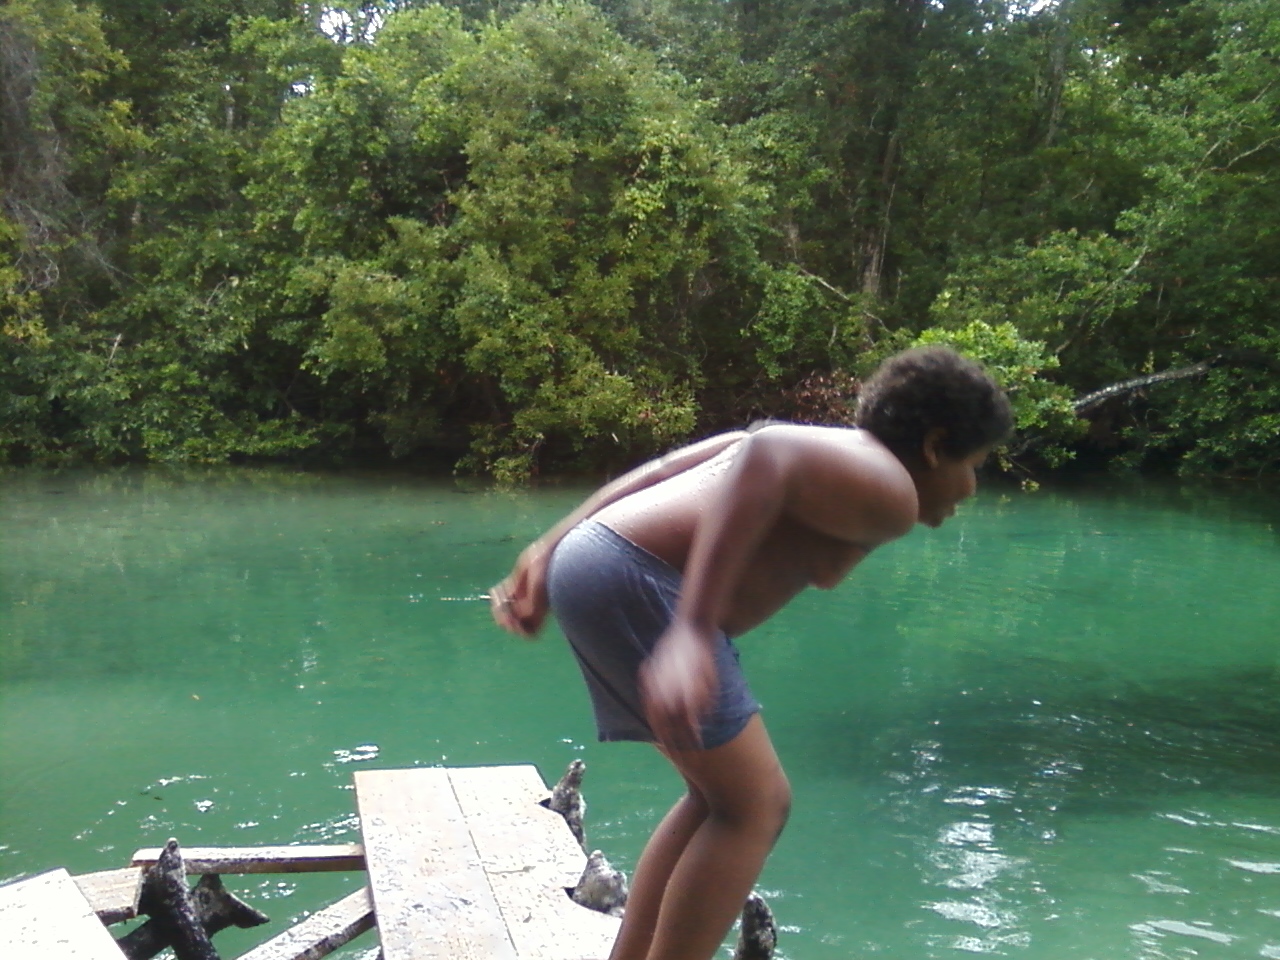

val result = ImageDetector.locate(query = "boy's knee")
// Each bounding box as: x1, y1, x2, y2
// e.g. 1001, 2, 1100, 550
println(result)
711, 771, 791, 839
767, 777, 792, 840
752, 778, 791, 844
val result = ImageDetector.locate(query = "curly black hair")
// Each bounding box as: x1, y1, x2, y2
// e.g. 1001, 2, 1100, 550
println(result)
854, 346, 1013, 464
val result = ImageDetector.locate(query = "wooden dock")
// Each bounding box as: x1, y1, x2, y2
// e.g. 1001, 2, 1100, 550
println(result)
0, 764, 622, 960
0, 868, 133, 960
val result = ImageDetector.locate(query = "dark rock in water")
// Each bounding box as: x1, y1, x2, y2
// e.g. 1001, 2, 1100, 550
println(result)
734, 892, 777, 960
123, 839, 221, 960
547, 758, 587, 851
569, 849, 628, 918
189, 874, 269, 934
119, 871, 268, 960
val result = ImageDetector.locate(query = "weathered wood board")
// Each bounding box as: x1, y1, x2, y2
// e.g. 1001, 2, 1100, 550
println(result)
0, 868, 127, 960
72, 867, 144, 924
6, 765, 613, 960
235, 886, 376, 960
448, 765, 621, 960
129, 845, 365, 875
355, 765, 620, 960
455, 768, 624, 960
354, 767, 517, 960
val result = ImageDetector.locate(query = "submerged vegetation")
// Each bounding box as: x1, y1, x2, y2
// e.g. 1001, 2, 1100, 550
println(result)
2, 0, 1278, 479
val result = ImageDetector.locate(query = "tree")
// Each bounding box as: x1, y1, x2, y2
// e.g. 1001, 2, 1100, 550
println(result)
1079, 0, 1280, 474
4, 0, 1276, 477
248, 2, 763, 479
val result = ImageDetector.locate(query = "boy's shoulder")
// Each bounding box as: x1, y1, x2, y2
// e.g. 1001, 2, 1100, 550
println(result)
750, 422, 904, 469
749, 423, 918, 542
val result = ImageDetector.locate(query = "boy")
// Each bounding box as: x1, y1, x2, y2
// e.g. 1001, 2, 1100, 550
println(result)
491, 346, 1013, 960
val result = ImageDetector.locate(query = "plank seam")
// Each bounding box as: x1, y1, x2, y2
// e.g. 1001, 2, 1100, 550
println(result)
445, 768, 520, 958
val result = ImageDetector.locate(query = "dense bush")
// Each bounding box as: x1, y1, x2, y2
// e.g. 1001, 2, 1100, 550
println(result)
2, 0, 1277, 478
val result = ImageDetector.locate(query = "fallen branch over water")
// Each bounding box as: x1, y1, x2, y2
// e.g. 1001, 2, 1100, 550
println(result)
1073, 359, 1218, 414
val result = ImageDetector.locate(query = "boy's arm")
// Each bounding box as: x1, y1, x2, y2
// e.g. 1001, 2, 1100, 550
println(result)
490, 430, 749, 637
677, 425, 916, 635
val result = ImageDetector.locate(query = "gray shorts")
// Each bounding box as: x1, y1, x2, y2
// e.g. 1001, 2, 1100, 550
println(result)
547, 520, 760, 749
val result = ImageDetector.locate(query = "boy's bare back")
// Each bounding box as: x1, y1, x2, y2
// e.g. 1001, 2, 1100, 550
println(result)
593, 424, 919, 637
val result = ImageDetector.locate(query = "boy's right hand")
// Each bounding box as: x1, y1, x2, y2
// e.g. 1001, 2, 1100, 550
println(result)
640, 624, 719, 751
490, 541, 551, 638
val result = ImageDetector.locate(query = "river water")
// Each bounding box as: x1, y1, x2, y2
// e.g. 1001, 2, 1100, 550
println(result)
3, 466, 1280, 959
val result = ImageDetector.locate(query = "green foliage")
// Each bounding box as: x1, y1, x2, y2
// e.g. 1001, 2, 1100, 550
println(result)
0, 220, 43, 343
1098, 0, 1280, 473
244, 2, 753, 477
744, 264, 865, 380
0, 217, 52, 464
929, 229, 1148, 378
5, 0, 1280, 478
0, 0, 136, 463
0, 0, 135, 292
1118, 333, 1280, 479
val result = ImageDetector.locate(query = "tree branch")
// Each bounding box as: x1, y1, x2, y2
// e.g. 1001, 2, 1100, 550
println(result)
1072, 359, 1217, 414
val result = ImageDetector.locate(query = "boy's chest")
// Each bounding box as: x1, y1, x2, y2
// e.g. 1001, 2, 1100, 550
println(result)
724, 521, 868, 634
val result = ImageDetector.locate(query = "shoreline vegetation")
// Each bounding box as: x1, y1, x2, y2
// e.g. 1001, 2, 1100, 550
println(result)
3, 0, 1279, 482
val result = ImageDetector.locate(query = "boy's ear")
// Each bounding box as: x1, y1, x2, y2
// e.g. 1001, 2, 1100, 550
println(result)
921, 428, 947, 469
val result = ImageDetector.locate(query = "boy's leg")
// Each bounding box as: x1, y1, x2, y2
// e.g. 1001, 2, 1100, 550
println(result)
607, 786, 709, 960
643, 715, 791, 960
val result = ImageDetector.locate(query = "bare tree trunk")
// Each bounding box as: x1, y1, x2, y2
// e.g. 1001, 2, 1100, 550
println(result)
0, 7, 115, 288
302, 2, 327, 34
859, 133, 898, 299
853, 0, 925, 301
0, 10, 69, 289
1042, 8, 1070, 148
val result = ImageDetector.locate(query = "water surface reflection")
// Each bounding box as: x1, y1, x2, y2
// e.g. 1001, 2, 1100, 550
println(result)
4, 470, 1280, 959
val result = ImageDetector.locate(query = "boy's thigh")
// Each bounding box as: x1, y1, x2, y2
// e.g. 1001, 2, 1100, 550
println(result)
663, 715, 791, 820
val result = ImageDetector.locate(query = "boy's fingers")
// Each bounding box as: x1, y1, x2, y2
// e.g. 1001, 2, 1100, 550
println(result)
489, 583, 536, 637
649, 702, 702, 752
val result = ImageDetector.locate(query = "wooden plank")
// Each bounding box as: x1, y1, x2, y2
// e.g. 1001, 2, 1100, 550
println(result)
448, 766, 621, 960
235, 887, 375, 960
129, 845, 365, 875
0, 868, 128, 960
73, 867, 144, 924
354, 767, 516, 960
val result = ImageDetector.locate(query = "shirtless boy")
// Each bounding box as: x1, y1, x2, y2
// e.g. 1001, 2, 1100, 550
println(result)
490, 346, 1014, 960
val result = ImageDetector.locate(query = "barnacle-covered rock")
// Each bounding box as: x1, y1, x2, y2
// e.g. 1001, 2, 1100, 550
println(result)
734, 891, 777, 960
569, 849, 628, 918
547, 758, 587, 850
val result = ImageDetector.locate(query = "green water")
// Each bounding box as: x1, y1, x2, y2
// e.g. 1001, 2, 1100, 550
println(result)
4, 467, 1280, 960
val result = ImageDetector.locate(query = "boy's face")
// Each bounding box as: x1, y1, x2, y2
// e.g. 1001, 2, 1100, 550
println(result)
913, 443, 991, 528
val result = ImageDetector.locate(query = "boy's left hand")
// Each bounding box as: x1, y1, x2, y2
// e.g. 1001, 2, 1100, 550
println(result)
490, 542, 551, 638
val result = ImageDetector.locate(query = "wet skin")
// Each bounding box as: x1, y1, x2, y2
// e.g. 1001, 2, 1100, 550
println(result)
491, 420, 990, 750
489, 420, 992, 960
592, 424, 986, 638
